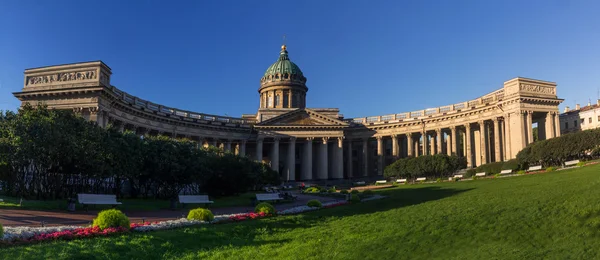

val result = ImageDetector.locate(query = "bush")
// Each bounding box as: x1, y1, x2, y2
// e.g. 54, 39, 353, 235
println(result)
517, 170, 526, 175
187, 208, 214, 222
546, 167, 555, 172
453, 177, 460, 182
516, 128, 600, 167
465, 169, 476, 178
351, 190, 359, 194
501, 159, 520, 171
340, 189, 349, 194
304, 187, 320, 193
475, 162, 504, 175
349, 194, 360, 203
307, 199, 322, 208
494, 173, 500, 178
384, 154, 467, 179
472, 176, 479, 180
327, 187, 336, 193
92, 209, 130, 230
362, 189, 374, 195
255, 202, 276, 214
436, 178, 442, 183
577, 161, 586, 167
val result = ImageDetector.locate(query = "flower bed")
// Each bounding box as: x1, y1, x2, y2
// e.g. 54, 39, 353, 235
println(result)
0, 198, 382, 246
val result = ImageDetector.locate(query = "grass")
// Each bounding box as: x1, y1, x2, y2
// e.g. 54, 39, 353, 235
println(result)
0, 192, 268, 211
3, 164, 600, 259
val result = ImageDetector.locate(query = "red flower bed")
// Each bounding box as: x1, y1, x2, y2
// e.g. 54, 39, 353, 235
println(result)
228, 212, 271, 222
323, 201, 349, 208
31, 226, 128, 242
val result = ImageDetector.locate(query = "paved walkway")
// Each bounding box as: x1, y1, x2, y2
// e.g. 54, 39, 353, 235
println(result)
0, 193, 340, 227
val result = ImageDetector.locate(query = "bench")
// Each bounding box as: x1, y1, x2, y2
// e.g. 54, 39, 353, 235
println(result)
527, 165, 543, 172
375, 180, 387, 185
565, 160, 580, 167
453, 175, 463, 179
255, 193, 283, 203
416, 177, 426, 182
396, 179, 407, 184
77, 194, 122, 211
475, 172, 486, 177
353, 181, 366, 186
500, 169, 512, 175
179, 195, 213, 207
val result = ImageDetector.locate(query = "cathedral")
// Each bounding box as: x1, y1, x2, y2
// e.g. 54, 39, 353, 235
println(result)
13, 45, 564, 181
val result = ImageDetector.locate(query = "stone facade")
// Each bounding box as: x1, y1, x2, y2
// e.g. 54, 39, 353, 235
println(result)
13, 48, 564, 182
559, 100, 600, 134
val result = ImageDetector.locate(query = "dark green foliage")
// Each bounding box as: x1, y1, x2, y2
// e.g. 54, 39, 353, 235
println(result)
501, 159, 520, 171
349, 194, 360, 203
465, 169, 476, 178
187, 208, 214, 222
0, 105, 280, 199
0, 223, 3, 238
362, 190, 373, 195
92, 209, 130, 230
350, 190, 359, 194
254, 202, 276, 214
475, 162, 504, 174
384, 154, 466, 179
327, 187, 336, 193
516, 128, 600, 167
306, 199, 322, 208
339, 190, 349, 194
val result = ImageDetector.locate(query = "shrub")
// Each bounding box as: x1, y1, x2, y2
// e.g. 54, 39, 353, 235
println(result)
546, 167, 555, 172
0, 223, 3, 238
349, 194, 360, 203
472, 176, 479, 180
577, 161, 586, 167
501, 159, 520, 171
350, 190, 359, 194
494, 173, 500, 178
517, 170, 526, 175
384, 154, 467, 179
327, 187, 337, 193
362, 189, 374, 195
436, 178, 442, 183
453, 177, 460, 182
304, 187, 320, 193
255, 202, 276, 214
465, 169, 476, 178
340, 189, 349, 194
307, 199, 322, 208
187, 208, 214, 222
92, 209, 130, 230
476, 162, 504, 175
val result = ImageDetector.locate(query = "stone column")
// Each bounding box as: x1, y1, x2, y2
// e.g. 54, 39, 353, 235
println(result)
256, 138, 263, 162
429, 133, 435, 155
346, 139, 353, 178
436, 129, 442, 155
271, 138, 280, 172
302, 138, 313, 180
407, 133, 413, 157
362, 138, 369, 176
545, 112, 554, 139
527, 111, 533, 144
554, 112, 561, 137
479, 120, 487, 165
505, 113, 512, 160
465, 124, 472, 168
287, 137, 296, 181
493, 118, 501, 162
445, 131, 451, 156
422, 132, 429, 156
334, 137, 344, 179
288, 90, 293, 108
391, 135, 399, 159
520, 111, 527, 148
376, 136, 384, 176
319, 137, 329, 179
450, 126, 457, 156
239, 140, 246, 157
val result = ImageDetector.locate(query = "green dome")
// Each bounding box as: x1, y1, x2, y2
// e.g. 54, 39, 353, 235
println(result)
263, 46, 304, 78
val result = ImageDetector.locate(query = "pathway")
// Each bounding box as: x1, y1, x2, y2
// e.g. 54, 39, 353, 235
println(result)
0, 193, 340, 227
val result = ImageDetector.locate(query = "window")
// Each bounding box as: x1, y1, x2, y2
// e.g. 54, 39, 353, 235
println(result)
598, 116, 600, 122
574, 120, 578, 127
565, 122, 569, 129
267, 95, 273, 107
275, 95, 280, 106
590, 117, 593, 124
581, 119, 585, 125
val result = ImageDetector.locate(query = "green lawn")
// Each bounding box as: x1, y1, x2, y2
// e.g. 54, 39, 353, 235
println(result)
3, 165, 600, 259
0, 192, 263, 211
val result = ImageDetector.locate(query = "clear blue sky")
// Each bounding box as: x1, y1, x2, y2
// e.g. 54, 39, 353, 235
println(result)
1, 0, 599, 118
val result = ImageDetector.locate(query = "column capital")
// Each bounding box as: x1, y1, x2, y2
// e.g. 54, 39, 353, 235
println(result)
449, 125, 456, 130
478, 120, 485, 125
376, 136, 383, 140
527, 110, 534, 115
391, 134, 398, 139
337, 136, 345, 141
492, 117, 499, 122
306, 137, 314, 141
435, 128, 442, 134
289, 137, 297, 142
464, 123, 471, 129
321, 137, 329, 144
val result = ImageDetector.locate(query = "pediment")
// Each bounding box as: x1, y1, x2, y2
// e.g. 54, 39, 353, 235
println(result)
257, 109, 348, 128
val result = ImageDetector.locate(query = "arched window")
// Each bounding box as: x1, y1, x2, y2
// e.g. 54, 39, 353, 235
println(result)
268, 95, 273, 108
275, 95, 280, 107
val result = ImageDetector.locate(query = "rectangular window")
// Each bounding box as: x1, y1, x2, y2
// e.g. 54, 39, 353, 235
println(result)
574, 120, 578, 127
589, 117, 592, 124
275, 95, 280, 106
566, 122, 569, 129
267, 95, 273, 107
598, 116, 600, 122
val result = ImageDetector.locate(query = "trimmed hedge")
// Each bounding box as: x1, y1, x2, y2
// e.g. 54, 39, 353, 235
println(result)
307, 199, 322, 208
349, 194, 360, 203
92, 209, 130, 230
255, 202, 276, 214
384, 154, 467, 179
517, 128, 600, 167
187, 208, 214, 222
475, 159, 521, 174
